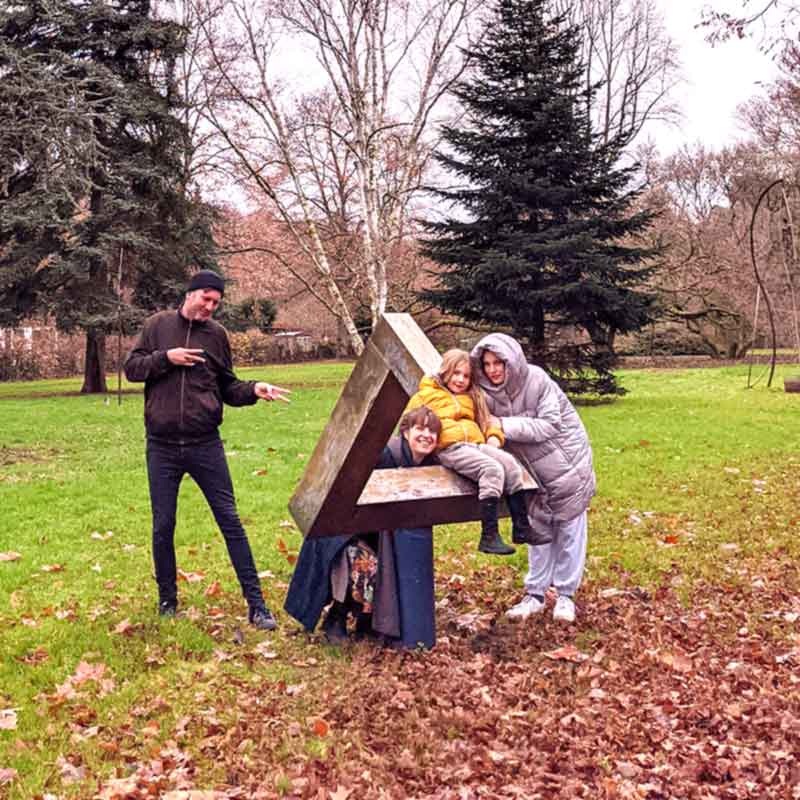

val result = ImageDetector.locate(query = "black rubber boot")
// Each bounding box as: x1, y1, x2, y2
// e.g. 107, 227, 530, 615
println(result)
478, 498, 515, 555
507, 492, 553, 545
353, 611, 377, 641
321, 601, 350, 645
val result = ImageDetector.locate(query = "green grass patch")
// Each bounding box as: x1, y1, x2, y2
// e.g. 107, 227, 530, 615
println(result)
0, 360, 798, 796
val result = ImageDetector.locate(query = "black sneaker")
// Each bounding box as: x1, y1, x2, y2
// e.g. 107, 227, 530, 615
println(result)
353, 612, 378, 641
249, 605, 277, 631
321, 605, 349, 645
158, 599, 177, 618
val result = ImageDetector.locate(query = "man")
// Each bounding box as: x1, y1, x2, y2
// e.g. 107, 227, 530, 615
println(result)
124, 270, 290, 630
470, 334, 595, 624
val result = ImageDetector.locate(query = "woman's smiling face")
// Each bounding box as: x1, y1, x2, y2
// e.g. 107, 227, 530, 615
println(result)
403, 423, 439, 463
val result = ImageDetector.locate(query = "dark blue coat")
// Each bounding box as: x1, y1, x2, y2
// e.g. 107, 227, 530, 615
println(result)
283, 437, 436, 649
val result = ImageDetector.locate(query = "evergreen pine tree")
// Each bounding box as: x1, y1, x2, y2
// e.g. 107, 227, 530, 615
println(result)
420, 0, 660, 393
0, 0, 218, 392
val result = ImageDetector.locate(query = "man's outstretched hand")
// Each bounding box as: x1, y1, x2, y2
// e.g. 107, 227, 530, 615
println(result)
254, 382, 291, 403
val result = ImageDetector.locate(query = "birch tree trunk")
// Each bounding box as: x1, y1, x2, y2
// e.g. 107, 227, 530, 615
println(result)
193, 0, 474, 352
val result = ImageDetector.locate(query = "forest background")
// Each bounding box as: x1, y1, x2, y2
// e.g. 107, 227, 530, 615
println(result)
2, 0, 800, 392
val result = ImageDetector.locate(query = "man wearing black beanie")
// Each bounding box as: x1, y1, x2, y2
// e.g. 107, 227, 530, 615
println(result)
186, 269, 225, 296
124, 270, 290, 630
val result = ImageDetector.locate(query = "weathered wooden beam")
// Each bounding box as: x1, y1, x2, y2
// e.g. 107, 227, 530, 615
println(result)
288, 314, 441, 538
338, 466, 538, 535
288, 312, 539, 538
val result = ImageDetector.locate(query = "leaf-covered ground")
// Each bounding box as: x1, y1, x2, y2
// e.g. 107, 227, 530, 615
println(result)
57, 547, 796, 800
2, 365, 800, 799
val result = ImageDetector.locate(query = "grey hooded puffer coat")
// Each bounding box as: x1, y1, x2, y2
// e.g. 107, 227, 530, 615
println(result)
470, 333, 596, 523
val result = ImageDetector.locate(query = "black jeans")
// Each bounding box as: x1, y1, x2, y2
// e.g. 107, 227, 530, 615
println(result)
146, 438, 264, 608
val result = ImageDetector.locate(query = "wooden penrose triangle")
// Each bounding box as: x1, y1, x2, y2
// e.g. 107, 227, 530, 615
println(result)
288, 313, 536, 538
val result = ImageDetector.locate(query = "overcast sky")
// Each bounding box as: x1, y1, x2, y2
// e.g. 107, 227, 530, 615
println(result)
650, 0, 781, 154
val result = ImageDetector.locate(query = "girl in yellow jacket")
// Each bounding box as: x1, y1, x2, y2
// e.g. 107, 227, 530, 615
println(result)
407, 349, 548, 555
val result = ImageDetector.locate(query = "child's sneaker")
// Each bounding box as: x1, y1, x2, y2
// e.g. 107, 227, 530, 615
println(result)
553, 595, 575, 623
505, 594, 545, 620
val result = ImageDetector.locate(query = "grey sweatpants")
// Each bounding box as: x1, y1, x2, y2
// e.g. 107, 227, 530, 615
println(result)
523, 510, 588, 598
437, 442, 526, 500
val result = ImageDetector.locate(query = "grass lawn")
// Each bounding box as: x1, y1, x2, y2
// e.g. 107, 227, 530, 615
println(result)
1, 361, 799, 798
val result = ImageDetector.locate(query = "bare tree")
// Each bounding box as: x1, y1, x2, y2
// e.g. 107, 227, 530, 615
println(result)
651, 145, 757, 357
738, 40, 800, 158
192, 0, 475, 355
737, 47, 800, 357
553, 0, 683, 145
700, 0, 799, 53
155, 0, 242, 195
639, 141, 800, 358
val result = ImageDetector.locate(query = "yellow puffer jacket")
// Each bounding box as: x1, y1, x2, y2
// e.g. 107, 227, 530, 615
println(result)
406, 376, 505, 451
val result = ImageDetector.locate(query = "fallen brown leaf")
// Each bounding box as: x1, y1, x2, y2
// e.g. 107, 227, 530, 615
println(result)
0, 710, 18, 730
178, 569, 205, 582
0, 768, 18, 785
659, 651, 693, 672
19, 646, 49, 665
254, 641, 278, 659
543, 645, 589, 663
113, 619, 135, 636
73, 661, 107, 685
56, 754, 85, 784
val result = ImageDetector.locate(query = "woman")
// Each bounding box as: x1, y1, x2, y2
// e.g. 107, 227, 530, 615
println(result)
284, 406, 442, 648
470, 334, 596, 624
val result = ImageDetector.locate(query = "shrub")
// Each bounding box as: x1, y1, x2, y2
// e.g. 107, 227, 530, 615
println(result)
228, 331, 336, 366
217, 297, 278, 334
0, 329, 85, 380
621, 325, 709, 357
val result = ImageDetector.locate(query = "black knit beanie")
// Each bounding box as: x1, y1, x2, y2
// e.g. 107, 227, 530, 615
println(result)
187, 270, 225, 296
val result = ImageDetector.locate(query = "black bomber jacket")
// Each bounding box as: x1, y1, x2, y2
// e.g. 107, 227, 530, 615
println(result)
123, 308, 257, 443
